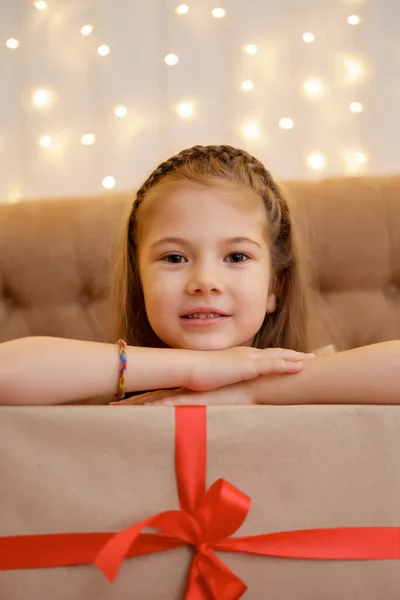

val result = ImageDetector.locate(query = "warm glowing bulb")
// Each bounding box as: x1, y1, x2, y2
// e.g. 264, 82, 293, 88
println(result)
175, 4, 189, 15
97, 45, 110, 56
38, 135, 52, 148
34, 1, 47, 10
114, 105, 128, 118
212, 8, 226, 18
303, 32, 315, 43
350, 101, 363, 113
307, 152, 326, 170
81, 133, 96, 146
241, 120, 261, 141
343, 57, 365, 81
32, 88, 53, 108
241, 80, 254, 92
343, 149, 369, 173
176, 102, 194, 119
279, 118, 294, 130
102, 176, 116, 190
6, 39, 20, 49
355, 152, 367, 164
348, 15, 361, 25
302, 77, 325, 99
165, 53, 179, 66
244, 44, 258, 54
81, 24, 93, 36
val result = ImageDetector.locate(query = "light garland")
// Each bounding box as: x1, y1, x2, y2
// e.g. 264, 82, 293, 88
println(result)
1, 1, 385, 194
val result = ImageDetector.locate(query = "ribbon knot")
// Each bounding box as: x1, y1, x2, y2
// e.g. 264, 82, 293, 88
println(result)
94, 407, 250, 599
195, 543, 209, 554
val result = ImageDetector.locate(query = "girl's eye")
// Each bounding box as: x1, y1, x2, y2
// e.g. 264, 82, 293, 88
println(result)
162, 254, 186, 264
225, 252, 250, 263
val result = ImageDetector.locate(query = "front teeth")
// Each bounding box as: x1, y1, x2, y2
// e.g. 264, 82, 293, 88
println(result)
187, 313, 222, 319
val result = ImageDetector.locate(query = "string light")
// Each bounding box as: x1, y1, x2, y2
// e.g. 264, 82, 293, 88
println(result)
241, 80, 254, 92
307, 152, 326, 170
31, 88, 54, 109
241, 120, 261, 141
102, 176, 116, 190
302, 77, 325, 99
175, 4, 189, 15
165, 54, 179, 66
97, 45, 110, 56
244, 44, 257, 54
6, 39, 20, 49
343, 57, 365, 82
80, 133, 96, 146
350, 101, 363, 113
80, 24, 93, 36
279, 118, 294, 130
342, 149, 368, 174
38, 135, 52, 148
176, 102, 194, 119
212, 8, 226, 18
348, 15, 361, 25
114, 105, 128, 118
303, 32, 315, 43
34, 1, 47, 10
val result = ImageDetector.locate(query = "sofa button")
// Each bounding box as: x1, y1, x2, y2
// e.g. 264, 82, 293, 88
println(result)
80, 289, 92, 308
386, 284, 400, 300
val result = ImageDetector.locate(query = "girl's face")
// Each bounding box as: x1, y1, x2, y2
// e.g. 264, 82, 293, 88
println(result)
138, 181, 276, 350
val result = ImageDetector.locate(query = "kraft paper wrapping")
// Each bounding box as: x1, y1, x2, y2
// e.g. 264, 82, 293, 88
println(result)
1, 405, 400, 599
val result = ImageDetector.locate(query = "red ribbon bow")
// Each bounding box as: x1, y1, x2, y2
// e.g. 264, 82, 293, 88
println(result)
2, 406, 400, 599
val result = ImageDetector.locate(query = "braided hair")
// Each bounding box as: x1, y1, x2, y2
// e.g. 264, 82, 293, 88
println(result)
112, 145, 312, 351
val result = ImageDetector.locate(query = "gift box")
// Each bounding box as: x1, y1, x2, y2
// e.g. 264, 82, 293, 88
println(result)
1, 404, 400, 599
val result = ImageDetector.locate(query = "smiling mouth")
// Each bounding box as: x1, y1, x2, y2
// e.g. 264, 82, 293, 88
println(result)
181, 312, 229, 320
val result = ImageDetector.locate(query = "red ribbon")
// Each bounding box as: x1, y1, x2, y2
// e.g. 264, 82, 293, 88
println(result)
2, 406, 400, 599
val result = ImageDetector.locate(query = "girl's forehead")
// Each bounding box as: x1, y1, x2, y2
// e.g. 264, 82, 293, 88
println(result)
138, 181, 269, 246
141, 180, 265, 223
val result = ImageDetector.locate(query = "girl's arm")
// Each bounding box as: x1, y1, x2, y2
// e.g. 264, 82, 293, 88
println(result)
129, 341, 400, 407
0, 336, 310, 406
254, 341, 400, 405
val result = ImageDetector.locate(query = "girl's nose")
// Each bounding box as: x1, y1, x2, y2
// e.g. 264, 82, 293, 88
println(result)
186, 266, 224, 295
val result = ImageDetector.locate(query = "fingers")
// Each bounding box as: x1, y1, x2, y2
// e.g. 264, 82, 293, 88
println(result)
257, 358, 304, 376
262, 348, 315, 361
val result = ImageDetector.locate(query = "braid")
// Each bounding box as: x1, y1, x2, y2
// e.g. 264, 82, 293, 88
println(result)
133, 144, 280, 212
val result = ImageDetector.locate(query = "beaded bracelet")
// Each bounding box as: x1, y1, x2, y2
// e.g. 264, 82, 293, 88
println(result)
115, 338, 127, 400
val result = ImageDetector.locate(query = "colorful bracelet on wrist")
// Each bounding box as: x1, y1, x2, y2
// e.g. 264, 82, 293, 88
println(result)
115, 338, 127, 400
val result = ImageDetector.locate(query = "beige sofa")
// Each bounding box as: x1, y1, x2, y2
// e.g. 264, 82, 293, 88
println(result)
1, 175, 400, 351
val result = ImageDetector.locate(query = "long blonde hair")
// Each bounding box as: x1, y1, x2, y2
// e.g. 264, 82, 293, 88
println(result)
111, 145, 313, 351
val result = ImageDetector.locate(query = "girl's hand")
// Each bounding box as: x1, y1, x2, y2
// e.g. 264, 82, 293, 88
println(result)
183, 346, 315, 392
110, 383, 255, 407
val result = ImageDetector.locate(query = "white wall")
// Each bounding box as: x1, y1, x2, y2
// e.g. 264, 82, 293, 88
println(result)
0, 0, 399, 201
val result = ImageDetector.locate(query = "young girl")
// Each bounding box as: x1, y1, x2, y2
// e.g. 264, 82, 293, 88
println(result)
0, 145, 399, 406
